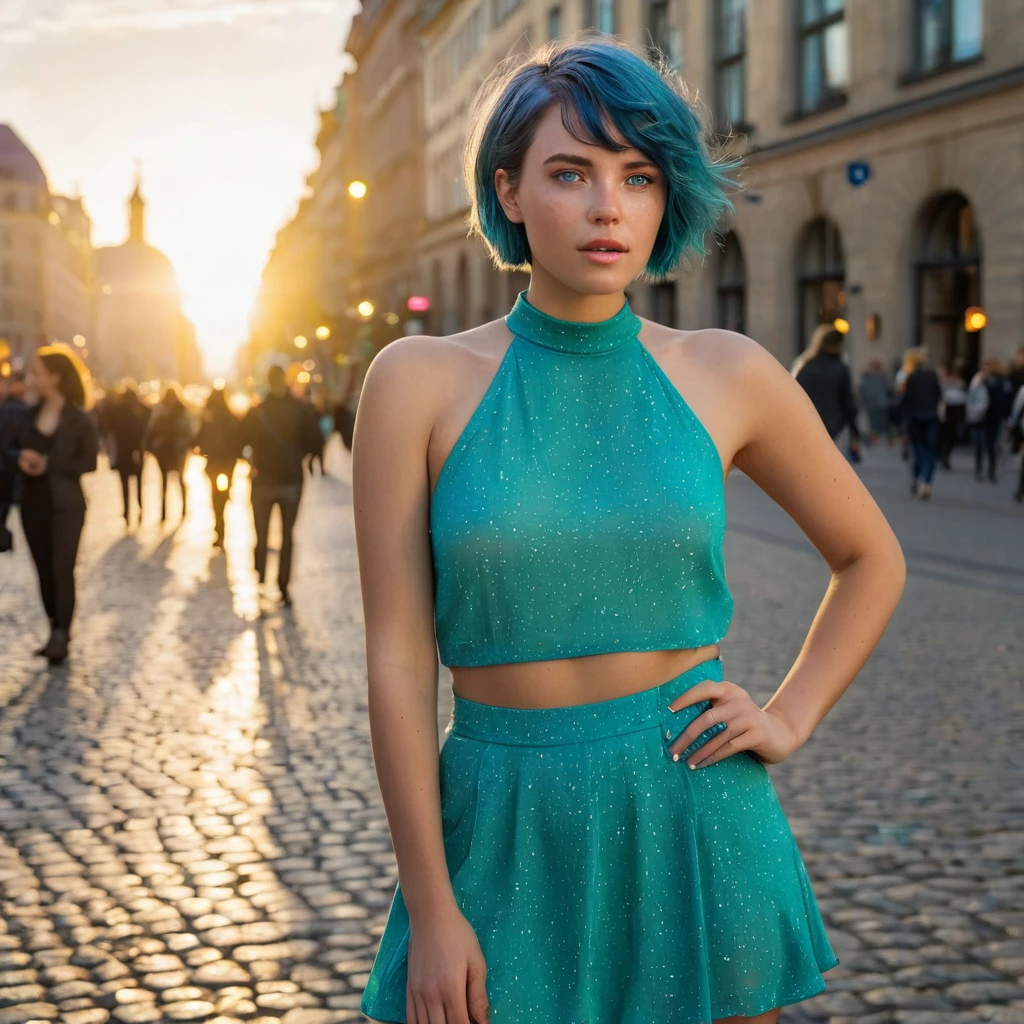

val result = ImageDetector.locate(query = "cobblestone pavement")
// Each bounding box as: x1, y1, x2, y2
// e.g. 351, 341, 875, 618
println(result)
0, 438, 1020, 1024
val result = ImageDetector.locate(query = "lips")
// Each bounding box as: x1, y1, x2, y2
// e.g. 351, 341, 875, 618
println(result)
580, 239, 628, 252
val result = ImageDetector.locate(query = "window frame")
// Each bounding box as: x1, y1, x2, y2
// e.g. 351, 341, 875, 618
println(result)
795, 0, 849, 117
583, 0, 616, 35
713, 0, 749, 132
905, 0, 984, 83
547, 4, 562, 39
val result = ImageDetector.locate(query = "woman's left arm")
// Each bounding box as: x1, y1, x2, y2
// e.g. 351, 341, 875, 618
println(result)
671, 336, 906, 768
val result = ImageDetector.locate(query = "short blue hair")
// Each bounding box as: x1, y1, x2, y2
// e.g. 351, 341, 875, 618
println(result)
464, 35, 738, 278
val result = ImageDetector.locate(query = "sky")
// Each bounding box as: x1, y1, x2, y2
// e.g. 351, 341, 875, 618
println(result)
0, 0, 357, 375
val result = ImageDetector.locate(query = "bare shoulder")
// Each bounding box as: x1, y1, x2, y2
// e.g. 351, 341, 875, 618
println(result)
362, 320, 510, 400
641, 318, 769, 382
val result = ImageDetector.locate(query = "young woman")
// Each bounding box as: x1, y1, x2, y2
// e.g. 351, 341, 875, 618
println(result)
15, 345, 99, 665
194, 385, 241, 548
353, 38, 905, 1024
899, 347, 942, 500
144, 383, 194, 522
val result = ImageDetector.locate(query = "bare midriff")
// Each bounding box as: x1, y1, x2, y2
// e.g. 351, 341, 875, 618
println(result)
449, 643, 721, 709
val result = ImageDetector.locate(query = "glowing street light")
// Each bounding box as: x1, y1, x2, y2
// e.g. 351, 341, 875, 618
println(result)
385, 312, 400, 325
348, 180, 368, 199
964, 306, 987, 332
316, 325, 331, 341
294, 335, 308, 349
72, 334, 86, 348
357, 300, 375, 318
216, 473, 229, 492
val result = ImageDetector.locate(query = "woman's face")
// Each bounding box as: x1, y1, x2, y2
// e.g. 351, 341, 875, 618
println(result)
26, 357, 60, 400
495, 104, 665, 298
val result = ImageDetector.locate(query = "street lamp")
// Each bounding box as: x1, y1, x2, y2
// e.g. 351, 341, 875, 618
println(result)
316, 325, 331, 341
348, 180, 368, 199
357, 300, 375, 318
294, 334, 308, 350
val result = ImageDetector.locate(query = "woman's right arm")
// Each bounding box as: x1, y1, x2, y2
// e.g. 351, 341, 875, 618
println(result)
352, 338, 489, 1024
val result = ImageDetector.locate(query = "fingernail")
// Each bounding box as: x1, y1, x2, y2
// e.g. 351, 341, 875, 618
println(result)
689, 762, 697, 770
666, 703, 677, 713
672, 753, 680, 762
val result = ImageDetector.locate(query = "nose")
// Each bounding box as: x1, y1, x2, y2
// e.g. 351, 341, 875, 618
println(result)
588, 178, 621, 226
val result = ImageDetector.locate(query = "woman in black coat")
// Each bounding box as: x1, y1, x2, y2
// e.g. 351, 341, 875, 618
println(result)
194, 386, 241, 548
15, 345, 99, 665
144, 384, 194, 522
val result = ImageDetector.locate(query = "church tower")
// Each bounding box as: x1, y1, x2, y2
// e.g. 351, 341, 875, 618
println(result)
128, 170, 145, 243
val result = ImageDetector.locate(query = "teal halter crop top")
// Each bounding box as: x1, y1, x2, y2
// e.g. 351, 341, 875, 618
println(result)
429, 291, 733, 668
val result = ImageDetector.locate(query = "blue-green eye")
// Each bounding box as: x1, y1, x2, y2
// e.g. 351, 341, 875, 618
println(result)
627, 173, 652, 187
556, 170, 582, 183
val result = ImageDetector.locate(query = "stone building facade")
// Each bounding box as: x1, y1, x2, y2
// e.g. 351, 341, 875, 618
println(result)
340, 0, 1023, 377
0, 125, 95, 368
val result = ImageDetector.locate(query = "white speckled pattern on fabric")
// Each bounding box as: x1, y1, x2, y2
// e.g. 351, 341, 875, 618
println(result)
430, 290, 733, 668
360, 659, 840, 1024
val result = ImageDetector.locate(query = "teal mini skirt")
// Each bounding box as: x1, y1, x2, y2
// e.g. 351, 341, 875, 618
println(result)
360, 659, 838, 1023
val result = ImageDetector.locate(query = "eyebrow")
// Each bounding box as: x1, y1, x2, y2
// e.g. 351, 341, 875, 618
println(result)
541, 152, 658, 171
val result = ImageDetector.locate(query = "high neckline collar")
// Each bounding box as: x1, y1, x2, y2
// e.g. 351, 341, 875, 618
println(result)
505, 290, 641, 355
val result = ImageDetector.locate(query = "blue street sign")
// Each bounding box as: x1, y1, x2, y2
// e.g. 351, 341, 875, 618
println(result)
847, 161, 870, 187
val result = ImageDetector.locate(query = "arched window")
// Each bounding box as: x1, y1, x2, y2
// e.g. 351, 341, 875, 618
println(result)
796, 217, 845, 356
717, 231, 745, 334
915, 191, 981, 372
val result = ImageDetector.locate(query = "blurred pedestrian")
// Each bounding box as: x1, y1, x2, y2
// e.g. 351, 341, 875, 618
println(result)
0, 369, 28, 553
194, 385, 241, 548
967, 360, 1013, 483
938, 358, 968, 470
1009, 381, 1024, 503
1009, 345, 1024, 395
13, 345, 99, 665
145, 383, 194, 522
858, 358, 891, 445
333, 383, 357, 454
899, 347, 942, 500
794, 324, 861, 461
240, 365, 322, 605
99, 381, 149, 527
306, 393, 330, 478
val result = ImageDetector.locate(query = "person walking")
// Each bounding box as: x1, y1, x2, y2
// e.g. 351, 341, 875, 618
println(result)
967, 360, 1012, 484
858, 358, 891, 446
938, 358, 968, 470
144, 384, 194, 522
240, 364, 322, 605
899, 347, 942, 499
13, 345, 98, 665
194, 385, 241, 548
1009, 381, 1024, 503
794, 323, 861, 461
100, 382, 150, 526
0, 369, 28, 553
354, 37, 905, 1024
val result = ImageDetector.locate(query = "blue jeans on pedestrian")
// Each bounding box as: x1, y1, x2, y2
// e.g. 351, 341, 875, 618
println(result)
907, 415, 940, 485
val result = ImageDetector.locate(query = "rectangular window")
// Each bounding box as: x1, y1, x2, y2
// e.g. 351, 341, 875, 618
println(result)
548, 5, 561, 38
798, 0, 848, 114
583, 0, 615, 34
714, 0, 746, 129
916, 0, 983, 73
646, 0, 672, 62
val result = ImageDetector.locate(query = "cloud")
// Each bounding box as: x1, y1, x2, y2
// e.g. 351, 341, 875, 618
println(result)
0, 0, 342, 42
